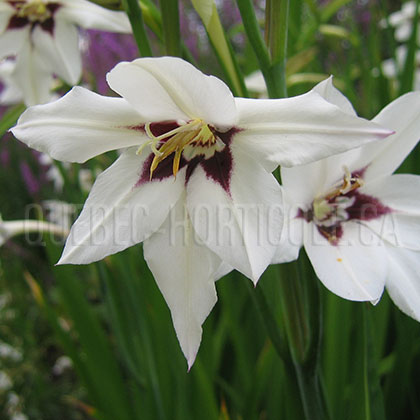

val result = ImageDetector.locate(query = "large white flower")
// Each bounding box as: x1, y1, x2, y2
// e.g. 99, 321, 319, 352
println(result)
11, 57, 391, 367
0, 0, 131, 105
277, 78, 420, 320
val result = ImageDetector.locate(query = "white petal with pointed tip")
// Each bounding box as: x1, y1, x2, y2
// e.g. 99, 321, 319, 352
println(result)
57, 0, 131, 32
361, 174, 420, 250
234, 90, 391, 170
361, 92, 420, 181
32, 21, 81, 85
0, 2, 15, 35
12, 86, 145, 163
58, 148, 185, 265
385, 246, 420, 322
312, 77, 357, 116
304, 222, 386, 301
187, 146, 283, 283
144, 195, 220, 369
107, 57, 238, 128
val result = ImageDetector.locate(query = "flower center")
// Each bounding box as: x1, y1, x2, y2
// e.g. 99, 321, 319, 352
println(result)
313, 167, 363, 226
15, 0, 51, 22
300, 168, 365, 245
138, 119, 226, 179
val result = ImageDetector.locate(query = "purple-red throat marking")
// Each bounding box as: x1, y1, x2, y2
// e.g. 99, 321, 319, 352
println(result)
298, 169, 392, 246
7, 1, 61, 35
132, 121, 239, 196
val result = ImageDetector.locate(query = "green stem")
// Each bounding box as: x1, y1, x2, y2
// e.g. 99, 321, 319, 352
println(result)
235, 0, 276, 95
277, 261, 329, 420
160, 0, 181, 56
122, 0, 153, 56
266, 0, 289, 98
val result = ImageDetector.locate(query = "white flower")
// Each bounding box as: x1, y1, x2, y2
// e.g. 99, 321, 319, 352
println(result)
244, 70, 268, 98
43, 200, 76, 231
52, 355, 72, 375
11, 57, 391, 367
382, 45, 420, 91
0, 57, 60, 105
0, 371, 12, 392
276, 78, 420, 320
0, 341, 22, 362
0, 58, 25, 104
387, 1, 419, 43
0, 0, 131, 105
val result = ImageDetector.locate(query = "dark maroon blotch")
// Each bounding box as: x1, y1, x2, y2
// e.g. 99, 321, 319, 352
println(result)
6, 1, 61, 35
200, 146, 233, 195
346, 191, 392, 221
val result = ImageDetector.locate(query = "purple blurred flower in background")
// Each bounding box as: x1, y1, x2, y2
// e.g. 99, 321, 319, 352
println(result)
81, 30, 138, 95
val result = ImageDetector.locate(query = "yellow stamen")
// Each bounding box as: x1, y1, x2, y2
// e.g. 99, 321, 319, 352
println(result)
16, 1, 51, 22
138, 118, 223, 180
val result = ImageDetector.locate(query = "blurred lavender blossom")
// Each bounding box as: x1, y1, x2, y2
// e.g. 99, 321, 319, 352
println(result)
81, 30, 138, 95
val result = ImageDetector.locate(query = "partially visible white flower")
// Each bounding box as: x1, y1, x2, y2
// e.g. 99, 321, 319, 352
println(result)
0, 58, 24, 104
244, 70, 268, 98
52, 355, 72, 375
387, 1, 419, 42
0, 0, 131, 105
11, 414, 28, 420
382, 45, 420, 90
78, 167, 101, 193
0, 293, 10, 310
43, 200, 76, 231
0, 57, 60, 105
39, 153, 68, 191
7, 392, 19, 409
0, 372, 12, 392
276, 78, 420, 320
0, 341, 22, 362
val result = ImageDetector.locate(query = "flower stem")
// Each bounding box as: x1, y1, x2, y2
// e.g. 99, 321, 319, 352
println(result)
277, 260, 329, 420
265, 0, 289, 98
236, 0, 288, 98
160, 0, 181, 56
122, 0, 153, 56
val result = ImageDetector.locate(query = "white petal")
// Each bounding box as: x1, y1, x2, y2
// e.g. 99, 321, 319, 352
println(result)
304, 222, 386, 301
187, 146, 283, 283
235, 90, 391, 170
107, 57, 238, 128
58, 148, 185, 265
361, 92, 420, 181
0, 59, 23, 104
144, 195, 221, 369
361, 174, 420, 250
0, 3, 15, 35
0, 27, 29, 59
272, 201, 304, 264
57, 0, 131, 32
32, 21, 81, 84
12, 43, 53, 106
385, 246, 420, 321
311, 76, 357, 116
12, 86, 146, 163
